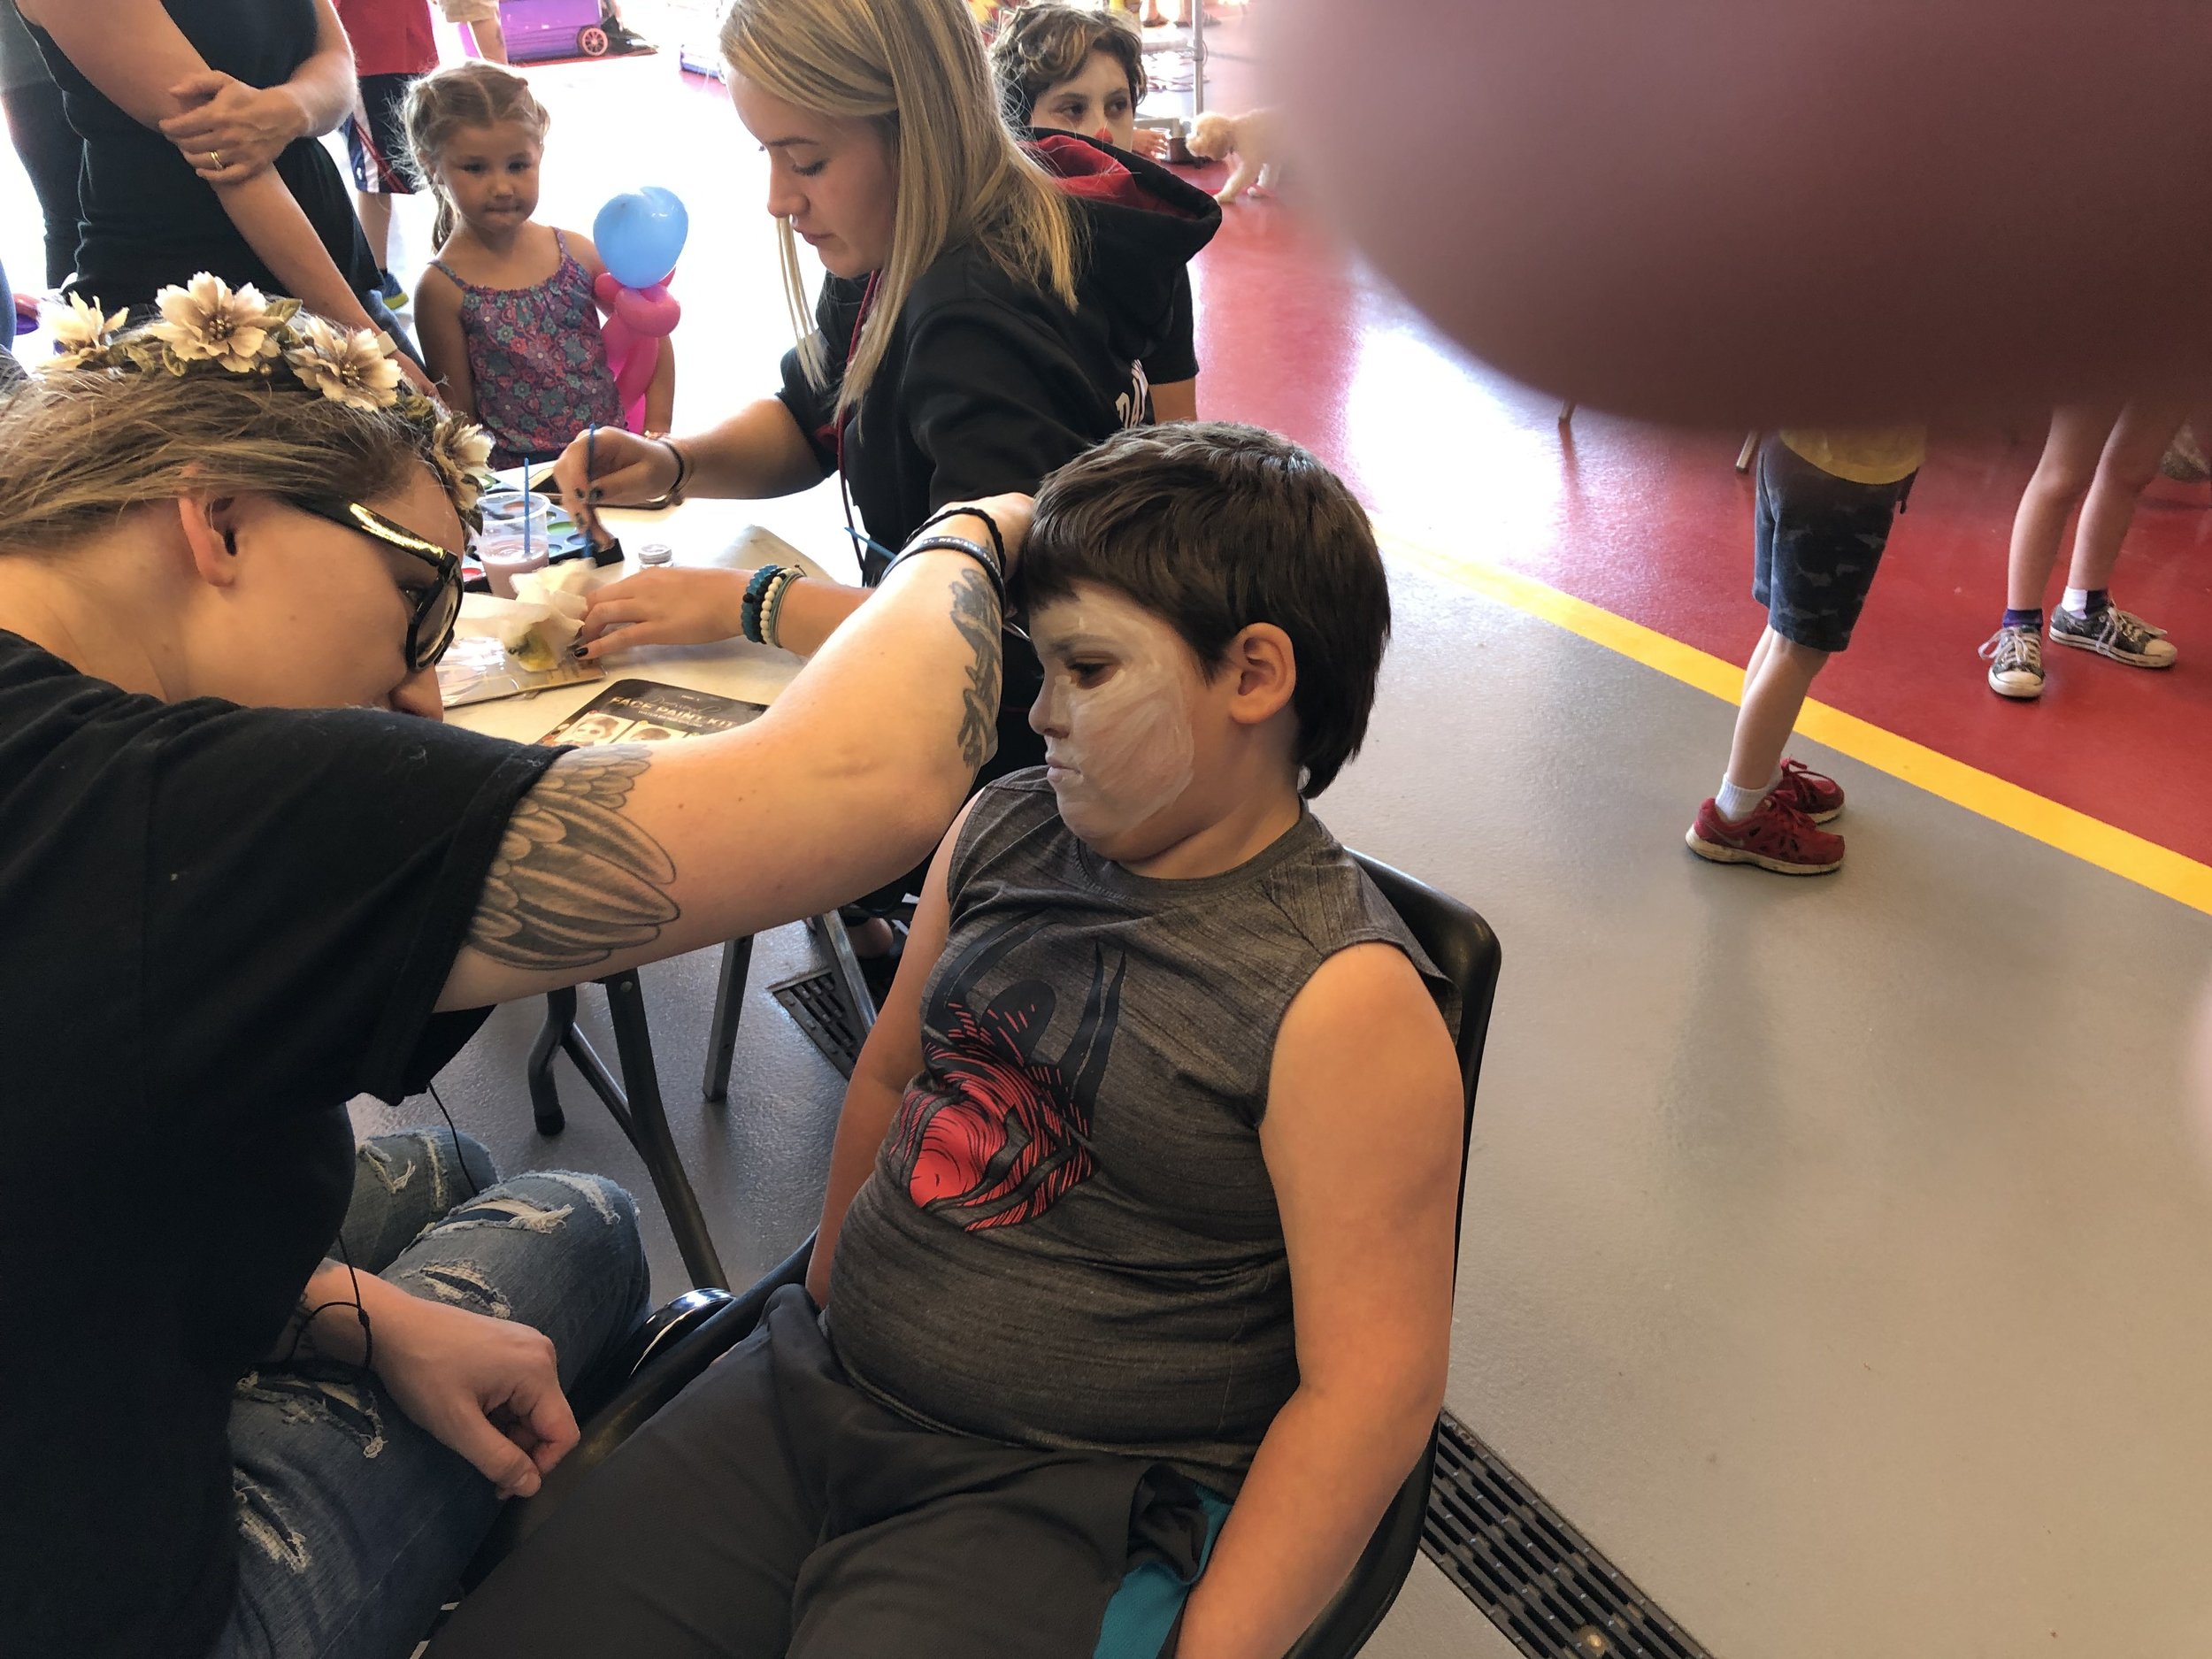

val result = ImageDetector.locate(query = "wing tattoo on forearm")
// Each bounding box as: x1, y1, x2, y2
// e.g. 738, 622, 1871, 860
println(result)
467, 744, 680, 971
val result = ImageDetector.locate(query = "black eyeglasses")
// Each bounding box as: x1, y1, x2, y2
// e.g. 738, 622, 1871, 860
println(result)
295, 499, 466, 672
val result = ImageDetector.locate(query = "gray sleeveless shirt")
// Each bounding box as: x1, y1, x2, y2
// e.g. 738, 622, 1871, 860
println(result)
826, 772, 1459, 1493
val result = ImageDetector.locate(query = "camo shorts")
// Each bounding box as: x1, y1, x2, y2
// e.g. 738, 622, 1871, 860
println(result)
1752, 435, 1914, 652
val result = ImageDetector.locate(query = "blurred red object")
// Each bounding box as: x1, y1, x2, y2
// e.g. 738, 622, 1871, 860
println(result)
1267, 0, 2212, 426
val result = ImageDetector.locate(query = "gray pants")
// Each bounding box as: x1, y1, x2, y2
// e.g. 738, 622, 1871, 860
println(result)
430, 1285, 1217, 1659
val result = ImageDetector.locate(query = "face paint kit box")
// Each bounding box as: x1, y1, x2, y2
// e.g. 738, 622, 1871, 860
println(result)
538, 679, 766, 747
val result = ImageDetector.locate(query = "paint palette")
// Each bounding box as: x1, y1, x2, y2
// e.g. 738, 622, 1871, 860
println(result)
463, 485, 621, 591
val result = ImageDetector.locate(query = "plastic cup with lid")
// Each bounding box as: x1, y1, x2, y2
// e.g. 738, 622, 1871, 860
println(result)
479, 490, 554, 597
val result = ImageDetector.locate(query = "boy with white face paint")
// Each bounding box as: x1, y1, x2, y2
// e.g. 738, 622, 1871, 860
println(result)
442, 425, 1470, 1659
1028, 583, 1201, 852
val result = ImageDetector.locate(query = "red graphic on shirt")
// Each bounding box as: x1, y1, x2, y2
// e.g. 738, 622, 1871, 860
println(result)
888, 912, 1123, 1231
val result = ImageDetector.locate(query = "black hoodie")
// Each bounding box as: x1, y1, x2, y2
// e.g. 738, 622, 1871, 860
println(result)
775, 132, 1219, 573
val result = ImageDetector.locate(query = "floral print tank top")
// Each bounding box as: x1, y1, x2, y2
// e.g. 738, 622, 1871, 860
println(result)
433, 230, 626, 469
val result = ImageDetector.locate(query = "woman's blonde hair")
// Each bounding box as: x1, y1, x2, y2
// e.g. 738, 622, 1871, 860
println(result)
0, 359, 455, 555
721, 0, 1081, 417
403, 61, 553, 249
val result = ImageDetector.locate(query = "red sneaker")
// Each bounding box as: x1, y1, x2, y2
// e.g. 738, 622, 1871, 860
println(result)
1686, 792, 1845, 874
1773, 757, 1844, 823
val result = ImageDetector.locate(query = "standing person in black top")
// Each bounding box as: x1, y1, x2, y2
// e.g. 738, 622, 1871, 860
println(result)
551, 0, 1217, 787
1, 0, 81, 288
20, 0, 422, 369
0, 294, 1021, 1658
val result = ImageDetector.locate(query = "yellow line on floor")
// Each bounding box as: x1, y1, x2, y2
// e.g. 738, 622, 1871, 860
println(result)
1383, 531, 2212, 918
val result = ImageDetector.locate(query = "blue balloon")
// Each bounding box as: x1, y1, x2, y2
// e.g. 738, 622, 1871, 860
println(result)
593, 188, 690, 288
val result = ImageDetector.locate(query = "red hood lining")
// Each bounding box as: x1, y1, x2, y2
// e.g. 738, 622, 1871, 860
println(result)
1025, 132, 1204, 219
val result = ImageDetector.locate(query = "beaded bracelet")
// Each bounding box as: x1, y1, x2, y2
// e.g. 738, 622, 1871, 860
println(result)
880, 533, 1007, 613
760, 566, 804, 651
739, 563, 782, 644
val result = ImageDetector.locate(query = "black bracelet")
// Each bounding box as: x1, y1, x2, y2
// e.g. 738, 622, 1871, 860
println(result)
883, 533, 1006, 611
740, 563, 780, 644
649, 436, 689, 508
913, 505, 1007, 573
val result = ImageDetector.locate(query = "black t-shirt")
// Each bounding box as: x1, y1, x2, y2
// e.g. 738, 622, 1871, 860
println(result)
0, 632, 558, 1657
33, 0, 379, 310
1148, 266, 1199, 387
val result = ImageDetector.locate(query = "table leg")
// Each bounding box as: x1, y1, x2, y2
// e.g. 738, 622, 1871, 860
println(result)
701, 935, 754, 1104
816, 910, 879, 1041
601, 970, 729, 1289
526, 987, 576, 1135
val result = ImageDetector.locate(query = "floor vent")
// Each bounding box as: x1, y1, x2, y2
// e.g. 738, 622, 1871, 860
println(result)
769, 970, 866, 1077
1424, 1410, 1712, 1659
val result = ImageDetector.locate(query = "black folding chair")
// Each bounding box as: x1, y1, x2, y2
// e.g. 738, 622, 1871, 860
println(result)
520, 912, 879, 1289
1285, 852, 1500, 1656
472, 852, 1502, 1656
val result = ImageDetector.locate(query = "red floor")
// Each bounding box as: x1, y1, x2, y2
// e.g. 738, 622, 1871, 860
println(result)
6, 41, 2203, 868
1190, 202, 2212, 869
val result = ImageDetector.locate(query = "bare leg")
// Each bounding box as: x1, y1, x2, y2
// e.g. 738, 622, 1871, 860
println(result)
466, 13, 508, 62
2005, 404, 2116, 611
1725, 628, 1828, 795
1742, 624, 1776, 695
2067, 397, 2187, 592
356, 192, 394, 271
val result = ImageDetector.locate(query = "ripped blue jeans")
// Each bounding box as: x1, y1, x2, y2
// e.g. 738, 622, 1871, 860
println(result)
211, 1131, 649, 1659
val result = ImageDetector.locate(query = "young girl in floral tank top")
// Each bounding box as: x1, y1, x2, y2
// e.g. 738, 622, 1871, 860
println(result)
405, 63, 674, 468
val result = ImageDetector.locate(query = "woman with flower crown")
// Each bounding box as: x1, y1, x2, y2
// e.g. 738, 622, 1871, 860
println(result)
0, 283, 1024, 1659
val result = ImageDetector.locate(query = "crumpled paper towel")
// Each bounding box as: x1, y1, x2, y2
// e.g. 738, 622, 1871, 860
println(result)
454, 562, 616, 666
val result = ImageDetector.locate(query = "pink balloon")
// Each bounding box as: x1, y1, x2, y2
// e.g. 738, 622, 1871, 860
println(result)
614, 336, 658, 408
595, 273, 674, 429
594, 273, 681, 338
617, 288, 681, 338
600, 311, 639, 375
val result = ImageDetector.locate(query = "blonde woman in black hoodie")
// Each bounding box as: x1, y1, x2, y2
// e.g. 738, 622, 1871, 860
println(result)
552, 0, 1217, 780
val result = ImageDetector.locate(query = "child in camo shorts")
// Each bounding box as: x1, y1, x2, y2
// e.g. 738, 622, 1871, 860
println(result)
1686, 427, 1921, 876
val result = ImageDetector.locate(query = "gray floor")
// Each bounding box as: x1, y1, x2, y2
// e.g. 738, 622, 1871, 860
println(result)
370, 552, 2212, 1658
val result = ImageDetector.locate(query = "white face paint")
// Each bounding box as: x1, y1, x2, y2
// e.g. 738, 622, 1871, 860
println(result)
1028, 586, 1199, 849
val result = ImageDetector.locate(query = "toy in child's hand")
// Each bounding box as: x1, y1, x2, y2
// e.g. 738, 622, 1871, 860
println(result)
591, 187, 689, 428
1186, 108, 1279, 204
595, 186, 688, 287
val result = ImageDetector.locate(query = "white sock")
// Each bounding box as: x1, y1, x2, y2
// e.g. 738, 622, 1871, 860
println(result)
2061, 586, 2093, 614
1716, 772, 1775, 823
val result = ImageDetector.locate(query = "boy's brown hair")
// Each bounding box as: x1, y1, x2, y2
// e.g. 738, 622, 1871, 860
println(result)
1024, 422, 1390, 798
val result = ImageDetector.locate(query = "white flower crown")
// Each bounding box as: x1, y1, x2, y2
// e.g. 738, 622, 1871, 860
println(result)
45, 273, 496, 520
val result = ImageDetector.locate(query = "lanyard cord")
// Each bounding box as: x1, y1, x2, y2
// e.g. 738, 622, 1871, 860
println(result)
833, 272, 902, 582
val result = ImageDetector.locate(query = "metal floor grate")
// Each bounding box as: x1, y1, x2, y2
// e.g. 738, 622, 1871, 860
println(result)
1423, 1410, 1712, 1659
769, 969, 867, 1077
